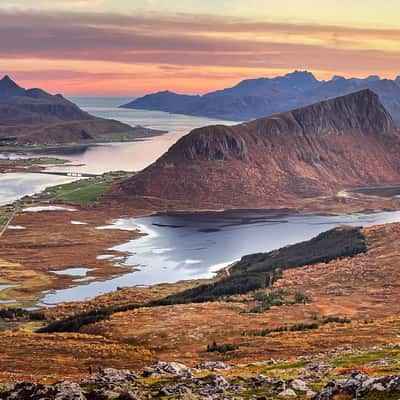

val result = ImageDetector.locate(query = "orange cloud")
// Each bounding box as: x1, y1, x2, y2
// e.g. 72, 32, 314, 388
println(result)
0, 11, 399, 95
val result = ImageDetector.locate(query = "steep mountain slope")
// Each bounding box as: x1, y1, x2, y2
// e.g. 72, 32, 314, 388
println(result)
0, 75, 94, 125
0, 76, 162, 146
307, 76, 400, 124
115, 90, 400, 210
121, 71, 400, 125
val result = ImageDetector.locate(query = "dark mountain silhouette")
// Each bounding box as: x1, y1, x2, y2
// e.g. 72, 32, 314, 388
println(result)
121, 71, 400, 125
0, 76, 163, 146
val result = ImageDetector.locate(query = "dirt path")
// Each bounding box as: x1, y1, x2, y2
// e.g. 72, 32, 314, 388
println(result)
0, 208, 18, 239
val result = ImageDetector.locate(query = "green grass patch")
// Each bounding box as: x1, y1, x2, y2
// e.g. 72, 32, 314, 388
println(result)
0, 157, 68, 166
332, 348, 400, 369
0, 144, 89, 153
38, 173, 124, 205
261, 359, 311, 374
0, 205, 16, 227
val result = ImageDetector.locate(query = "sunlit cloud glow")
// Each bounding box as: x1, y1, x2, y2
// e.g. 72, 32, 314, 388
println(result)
0, 3, 398, 95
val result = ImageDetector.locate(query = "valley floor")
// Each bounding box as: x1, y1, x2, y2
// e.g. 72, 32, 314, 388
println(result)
1, 210, 400, 384
2, 178, 400, 385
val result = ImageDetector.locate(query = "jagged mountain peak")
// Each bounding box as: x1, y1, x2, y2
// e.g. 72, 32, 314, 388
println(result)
164, 90, 396, 164
117, 89, 400, 211
0, 75, 25, 97
0, 75, 18, 85
332, 75, 345, 81
283, 70, 318, 81
366, 75, 381, 81
285, 89, 396, 136
122, 70, 400, 126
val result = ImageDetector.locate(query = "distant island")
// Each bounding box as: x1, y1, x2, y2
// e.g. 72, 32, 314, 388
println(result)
121, 70, 400, 125
0, 75, 165, 149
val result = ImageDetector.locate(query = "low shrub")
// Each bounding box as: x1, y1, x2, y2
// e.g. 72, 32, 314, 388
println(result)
207, 341, 239, 353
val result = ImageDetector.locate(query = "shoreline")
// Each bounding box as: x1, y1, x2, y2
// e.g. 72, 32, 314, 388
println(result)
2, 173, 400, 308
0, 131, 169, 155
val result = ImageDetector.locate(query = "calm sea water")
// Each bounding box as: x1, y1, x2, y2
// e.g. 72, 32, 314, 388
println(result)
38, 209, 400, 305
41, 97, 237, 174
0, 97, 236, 203
0, 173, 79, 206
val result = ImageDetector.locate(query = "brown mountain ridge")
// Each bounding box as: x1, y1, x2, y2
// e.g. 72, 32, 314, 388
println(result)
114, 89, 400, 210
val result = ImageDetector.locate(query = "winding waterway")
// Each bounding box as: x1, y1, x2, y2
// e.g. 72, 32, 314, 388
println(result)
2, 97, 400, 307
41, 97, 238, 174
38, 209, 400, 306
0, 97, 237, 203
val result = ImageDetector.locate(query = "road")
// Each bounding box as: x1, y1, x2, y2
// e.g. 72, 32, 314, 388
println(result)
30, 170, 98, 178
0, 207, 18, 239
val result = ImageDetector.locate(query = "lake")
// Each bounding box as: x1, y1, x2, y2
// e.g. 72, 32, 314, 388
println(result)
37, 209, 400, 306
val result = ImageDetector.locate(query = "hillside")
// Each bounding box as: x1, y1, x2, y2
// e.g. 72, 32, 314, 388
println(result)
0, 76, 164, 147
114, 90, 400, 210
5, 217, 400, 389
121, 71, 400, 125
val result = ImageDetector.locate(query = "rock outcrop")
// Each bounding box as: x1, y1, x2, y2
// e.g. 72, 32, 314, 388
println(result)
115, 90, 400, 210
314, 371, 400, 399
3, 364, 400, 399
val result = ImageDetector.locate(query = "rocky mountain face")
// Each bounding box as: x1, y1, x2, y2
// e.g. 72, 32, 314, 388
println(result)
116, 90, 400, 210
121, 70, 400, 125
0, 76, 162, 146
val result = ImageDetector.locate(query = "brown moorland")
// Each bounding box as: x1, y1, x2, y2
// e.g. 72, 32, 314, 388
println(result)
78, 223, 400, 365
1, 221, 400, 380
0, 205, 142, 303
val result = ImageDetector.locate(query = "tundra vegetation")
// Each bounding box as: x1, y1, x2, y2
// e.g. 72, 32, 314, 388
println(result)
38, 226, 366, 333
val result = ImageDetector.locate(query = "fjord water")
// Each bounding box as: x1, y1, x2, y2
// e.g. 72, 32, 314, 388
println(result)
43, 97, 238, 174
38, 209, 400, 305
0, 97, 237, 204
2, 97, 400, 307
0, 173, 78, 206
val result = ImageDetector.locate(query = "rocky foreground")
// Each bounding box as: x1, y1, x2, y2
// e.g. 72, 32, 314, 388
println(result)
2, 344, 400, 399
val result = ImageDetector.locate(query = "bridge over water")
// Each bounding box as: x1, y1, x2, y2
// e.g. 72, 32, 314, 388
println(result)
31, 170, 99, 178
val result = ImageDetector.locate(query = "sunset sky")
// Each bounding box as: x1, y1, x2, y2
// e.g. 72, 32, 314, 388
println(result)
1, 0, 399, 95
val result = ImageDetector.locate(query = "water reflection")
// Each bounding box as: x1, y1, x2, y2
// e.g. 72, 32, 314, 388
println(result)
38, 209, 400, 305
40, 97, 237, 174
0, 173, 79, 206
0, 99, 237, 203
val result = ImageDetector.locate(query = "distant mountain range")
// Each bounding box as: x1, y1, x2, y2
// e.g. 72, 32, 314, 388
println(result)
121, 71, 400, 125
0, 76, 162, 147
115, 90, 400, 210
